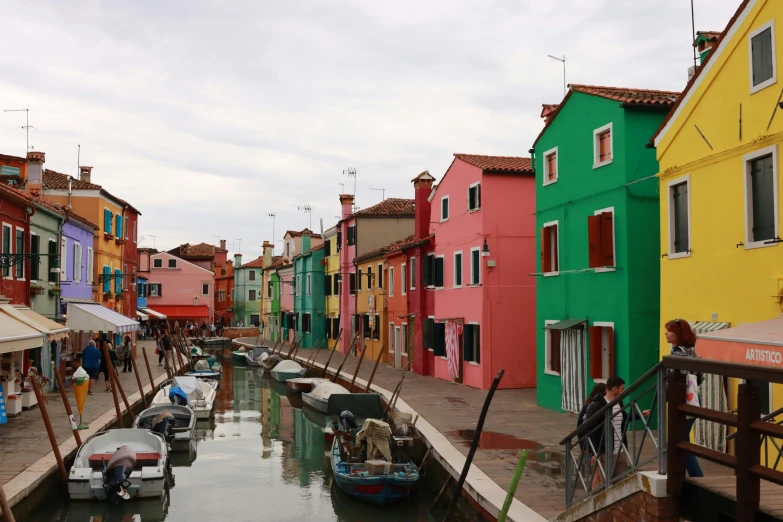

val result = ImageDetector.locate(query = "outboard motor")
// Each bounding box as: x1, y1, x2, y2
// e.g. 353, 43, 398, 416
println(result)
102, 445, 135, 504
339, 410, 357, 432
169, 385, 188, 406
151, 411, 176, 441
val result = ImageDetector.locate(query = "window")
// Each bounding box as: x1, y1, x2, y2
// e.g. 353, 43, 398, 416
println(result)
148, 282, 161, 297
231, 288, 235, 301
377, 263, 383, 289
115, 269, 122, 293
401, 264, 407, 295
249, 270, 256, 281
388, 267, 394, 296
202, 283, 209, 295
464, 323, 480, 363
333, 274, 340, 295
73, 242, 82, 282
332, 317, 340, 339
588, 209, 615, 269
589, 323, 615, 380
104, 208, 113, 235
168, 258, 177, 269
468, 182, 481, 211
358, 268, 363, 291
389, 323, 395, 354
453, 251, 463, 287
423, 254, 434, 286
374, 315, 380, 341
124, 216, 128, 239
325, 317, 332, 339
668, 177, 691, 258
115, 214, 122, 240
364, 315, 372, 339
324, 240, 332, 257
268, 281, 274, 298
744, 146, 778, 248
470, 248, 480, 285
30, 234, 40, 281
349, 272, 356, 294
433, 321, 446, 356
123, 264, 128, 291
410, 257, 416, 290
296, 275, 301, 296
303, 313, 311, 333
60, 237, 67, 276
401, 323, 408, 355
250, 314, 260, 326
306, 274, 311, 295
750, 20, 776, 93
153, 258, 163, 268
434, 255, 444, 288
543, 147, 558, 186
249, 290, 257, 301
424, 317, 434, 350
324, 274, 332, 296
133, 222, 137, 243
347, 225, 356, 246
541, 221, 559, 274
337, 230, 342, 250
593, 123, 613, 168
286, 241, 290, 258
102, 266, 111, 293
440, 196, 449, 221
86, 246, 93, 284
15, 228, 24, 279
545, 321, 561, 375
1, 224, 10, 278
367, 266, 372, 289
48, 239, 58, 283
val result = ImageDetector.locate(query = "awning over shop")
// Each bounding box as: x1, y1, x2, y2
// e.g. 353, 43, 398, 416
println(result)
0, 307, 43, 355
693, 321, 731, 335
66, 302, 139, 334
545, 318, 587, 330
136, 310, 149, 321
139, 308, 167, 320
0, 304, 69, 341
146, 305, 209, 319
698, 317, 783, 368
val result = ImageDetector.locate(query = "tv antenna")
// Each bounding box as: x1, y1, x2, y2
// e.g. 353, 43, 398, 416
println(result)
370, 188, 386, 201
268, 213, 276, 254
547, 55, 567, 96
236, 239, 242, 254
338, 183, 345, 193
149, 235, 156, 249
298, 204, 313, 229
343, 168, 357, 196
4, 108, 35, 152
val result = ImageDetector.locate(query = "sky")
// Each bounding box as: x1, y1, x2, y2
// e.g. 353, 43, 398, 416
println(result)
0, 0, 741, 260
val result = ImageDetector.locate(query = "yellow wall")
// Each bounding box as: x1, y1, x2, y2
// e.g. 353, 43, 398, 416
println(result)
324, 235, 340, 344
656, 0, 783, 448
356, 256, 386, 363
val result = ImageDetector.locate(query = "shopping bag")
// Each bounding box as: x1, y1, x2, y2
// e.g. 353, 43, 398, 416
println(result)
155, 347, 160, 355
686, 374, 700, 407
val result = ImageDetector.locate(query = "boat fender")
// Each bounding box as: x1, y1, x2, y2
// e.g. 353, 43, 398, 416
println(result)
102, 445, 136, 504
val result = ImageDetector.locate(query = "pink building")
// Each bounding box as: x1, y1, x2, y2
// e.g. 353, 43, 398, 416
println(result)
414, 154, 537, 390
277, 262, 294, 340
141, 251, 215, 325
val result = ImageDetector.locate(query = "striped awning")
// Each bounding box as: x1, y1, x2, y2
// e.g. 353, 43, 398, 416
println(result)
140, 308, 167, 320
136, 310, 149, 321
0, 304, 69, 341
66, 303, 139, 334
692, 321, 731, 335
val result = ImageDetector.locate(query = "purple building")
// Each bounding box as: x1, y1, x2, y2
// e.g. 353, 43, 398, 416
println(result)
59, 211, 98, 315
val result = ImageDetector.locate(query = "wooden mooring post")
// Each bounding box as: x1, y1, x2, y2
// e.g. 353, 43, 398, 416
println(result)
28, 370, 67, 480
102, 343, 124, 427
141, 347, 156, 394
52, 368, 82, 446
0, 481, 16, 522
321, 328, 343, 377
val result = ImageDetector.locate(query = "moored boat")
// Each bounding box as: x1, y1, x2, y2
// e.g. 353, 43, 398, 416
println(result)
302, 382, 385, 418
133, 404, 196, 452
244, 345, 270, 367
286, 377, 327, 393
301, 382, 350, 413
269, 360, 307, 382
151, 376, 217, 420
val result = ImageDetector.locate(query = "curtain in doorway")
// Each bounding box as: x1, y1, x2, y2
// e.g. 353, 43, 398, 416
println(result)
694, 373, 728, 452
445, 321, 461, 378
560, 327, 586, 413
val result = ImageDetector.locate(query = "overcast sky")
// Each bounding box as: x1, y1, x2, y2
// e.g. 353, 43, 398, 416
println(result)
0, 0, 739, 260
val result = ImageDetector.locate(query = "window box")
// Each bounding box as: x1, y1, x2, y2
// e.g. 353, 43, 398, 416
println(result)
114, 238, 124, 245
115, 292, 124, 298
103, 232, 114, 240
30, 284, 45, 296
103, 291, 114, 298
48, 287, 61, 297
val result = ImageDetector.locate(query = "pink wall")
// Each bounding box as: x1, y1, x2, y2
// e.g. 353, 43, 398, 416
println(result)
278, 266, 294, 312
146, 252, 216, 320
339, 199, 357, 354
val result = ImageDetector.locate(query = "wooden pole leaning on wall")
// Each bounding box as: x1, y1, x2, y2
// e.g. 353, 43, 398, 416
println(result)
291, 336, 304, 360
52, 366, 82, 446
332, 332, 358, 383
349, 335, 368, 392
28, 370, 68, 480
321, 328, 343, 377
286, 335, 299, 359
106, 345, 134, 423
307, 339, 324, 369
101, 343, 124, 427
364, 343, 385, 392
141, 347, 156, 394
0, 481, 16, 522
130, 354, 147, 408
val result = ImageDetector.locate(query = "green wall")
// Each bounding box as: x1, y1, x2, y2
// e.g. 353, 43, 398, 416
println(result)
293, 246, 325, 348
534, 92, 662, 412
30, 206, 63, 320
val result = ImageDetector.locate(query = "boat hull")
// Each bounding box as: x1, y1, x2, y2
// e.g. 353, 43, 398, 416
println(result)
301, 392, 329, 413
286, 378, 326, 393
270, 368, 307, 382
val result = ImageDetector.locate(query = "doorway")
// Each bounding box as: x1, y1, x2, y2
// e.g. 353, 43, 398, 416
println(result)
394, 327, 401, 369
561, 326, 586, 413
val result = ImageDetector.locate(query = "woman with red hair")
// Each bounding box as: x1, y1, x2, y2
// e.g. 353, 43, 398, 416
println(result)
665, 318, 704, 477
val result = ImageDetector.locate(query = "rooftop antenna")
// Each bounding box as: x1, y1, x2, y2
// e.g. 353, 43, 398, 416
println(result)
298, 204, 313, 229
370, 187, 386, 201
77, 144, 81, 179
149, 235, 156, 249
338, 183, 345, 193
547, 55, 567, 96
343, 168, 357, 210
236, 239, 242, 254
690, 0, 698, 68
4, 108, 34, 152
268, 213, 276, 255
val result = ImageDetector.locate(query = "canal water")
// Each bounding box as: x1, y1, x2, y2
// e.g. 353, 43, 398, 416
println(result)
19, 362, 439, 522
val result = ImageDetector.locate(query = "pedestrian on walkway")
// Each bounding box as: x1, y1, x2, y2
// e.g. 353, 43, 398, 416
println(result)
99, 339, 117, 392
201, 322, 207, 339
210, 323, 216, 337
665, 318, 704, 478
80, 340, 101, 396
577, 383, 606, 448
119, 335, 133, 373
162, 329, 173, 369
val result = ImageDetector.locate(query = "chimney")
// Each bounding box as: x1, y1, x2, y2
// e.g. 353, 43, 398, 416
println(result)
540, 104, 559, 123
340, 194, 354, 220
411, 171, 435, 241
234, 253, 242, 268
693, 31, 720, 66
262, 241, 273, 267
79, 166, 93, 184
25, 151, 45, 197
220, 239, 226, 250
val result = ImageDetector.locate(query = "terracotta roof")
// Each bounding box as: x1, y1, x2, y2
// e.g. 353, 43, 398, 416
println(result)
42, 169, 141, 214
305, 243, 325, 255
352, 198, 415, 218
355, 234, 416, 262
540, 104, 559, 118
453, 154, 533, 173
411, 170, 436, 183
284, 228, 322, 239
239, 256, 264, 269
0, 153, 27, 164
653, 1, 748, 144
31, 200, 99, 230
169, 242, 222, 258
568, 85, 680, 106
268, 256, 285, 269
0, 183, 32, 206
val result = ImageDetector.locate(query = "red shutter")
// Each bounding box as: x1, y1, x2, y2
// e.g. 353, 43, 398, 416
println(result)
547, 153, 557, 180
599, 130, 611, 162
607, 327, 615, 377
587, 214, 603, 268
542, 226, 552, 273
601, 212, 614, 266
589, 326, 602, 379
552, 225, 559, 271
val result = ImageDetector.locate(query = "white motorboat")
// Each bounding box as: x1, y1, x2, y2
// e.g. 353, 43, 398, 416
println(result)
270, 359, 307, 382
68, 429, 169, 501
244, 345, 270, 366
151, 376, 217, 420
133, 404, 196, 452
302, 382, 350, 413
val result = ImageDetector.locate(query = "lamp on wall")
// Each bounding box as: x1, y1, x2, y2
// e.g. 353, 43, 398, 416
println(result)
482, 238, 490, 257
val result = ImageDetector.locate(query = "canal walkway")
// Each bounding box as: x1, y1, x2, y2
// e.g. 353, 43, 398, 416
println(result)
0, 340, 169, 510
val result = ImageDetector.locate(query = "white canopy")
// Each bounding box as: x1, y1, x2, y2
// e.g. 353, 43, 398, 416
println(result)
0, 307, 43, 355
136, 310, 149, 321
0, 304, 69, 341
141, 308, 167, 320
66, 302, 139, 334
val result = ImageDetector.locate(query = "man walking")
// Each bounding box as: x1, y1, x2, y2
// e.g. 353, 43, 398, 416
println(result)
81, 340, 101, 396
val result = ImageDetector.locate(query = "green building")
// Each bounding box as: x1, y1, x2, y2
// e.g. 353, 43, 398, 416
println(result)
293, 243, 325, 348
233, 254, 263, 326
532, 85, 677, 412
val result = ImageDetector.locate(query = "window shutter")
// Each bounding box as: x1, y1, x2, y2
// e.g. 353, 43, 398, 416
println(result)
48, 240, 58, 283
378, 265, 383, 288
601, 212, 614, 266
607, 327, 615, 377
334, 274, 340, 295
471, 250, 480, 284
87, 247, 93, 284
103, 266, 110, 293
374, 315, 380, 340
423, 318, 433, 349
116, 215, 122, 239
589, 326, 602, 379
587, 214, 603, 268
464, 325, 474, 362
30, 235, 40, 280
435, 257, 444, 287
349, 273, 356, 294
542, 227, 552, 273
337, 230, 342, 250
551, 330, 561, 373
598, 131, 611, 162
115, 269, 122, 293
477, 184, 481, 209
474, 325, 480, 363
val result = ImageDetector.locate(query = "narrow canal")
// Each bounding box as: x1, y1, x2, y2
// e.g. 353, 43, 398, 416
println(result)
19, 361, 439, 521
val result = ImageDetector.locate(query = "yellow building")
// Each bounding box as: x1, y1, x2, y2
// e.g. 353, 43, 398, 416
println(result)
654, 0, 783, 437
323, 226, 341, 348
355, 247, 387, 364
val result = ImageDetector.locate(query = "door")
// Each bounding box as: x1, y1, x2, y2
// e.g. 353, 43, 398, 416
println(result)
395, 327, 401, 369
400, 323, 408, 369
561, 327, 586, 413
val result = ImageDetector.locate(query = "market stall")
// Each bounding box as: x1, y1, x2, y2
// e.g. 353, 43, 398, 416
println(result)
0, 299, 45, 417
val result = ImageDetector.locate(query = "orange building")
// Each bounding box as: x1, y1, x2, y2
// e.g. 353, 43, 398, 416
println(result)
215, 259, 234, 326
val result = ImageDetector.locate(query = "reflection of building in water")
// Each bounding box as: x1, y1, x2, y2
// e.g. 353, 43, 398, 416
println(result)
290, 409, 327, 487
215, 361, 235, 414
260, 386, 272, 459
231, 365, 249, 412
277, 391, 300, 482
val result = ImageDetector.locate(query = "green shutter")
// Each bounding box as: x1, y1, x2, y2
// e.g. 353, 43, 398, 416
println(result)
751, 154, 775, 241
116, 214, 123, 239
752, 27, 774, 86
48, 240, 58, 283
103, 266, 110, 293
115, 269, 122, 293
464, 324, 474, 362
30, 235, 40, 280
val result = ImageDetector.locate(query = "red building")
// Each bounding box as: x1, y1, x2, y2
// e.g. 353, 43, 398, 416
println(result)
0, 182, 32, 306
214, 259, 234, 326
120, 200, 141, 319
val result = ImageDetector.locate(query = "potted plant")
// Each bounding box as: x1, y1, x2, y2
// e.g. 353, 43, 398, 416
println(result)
104, 232, 113, 240
103, 291, 114, 298
30, 284, 45, 296
48, 286, 61, 297
115, 237, 124, 245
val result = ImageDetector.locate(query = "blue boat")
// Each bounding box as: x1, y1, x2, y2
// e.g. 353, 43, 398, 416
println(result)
330, 434, 419, 506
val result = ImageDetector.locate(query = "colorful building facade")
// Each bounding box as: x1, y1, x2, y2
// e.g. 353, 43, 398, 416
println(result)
234, 254, 263, 326
293, 243, 325, 348
534, 85, 677, 411
29, 202, 63, 320
354, 248, 387, 363
323, 226, 340, 347
140, 251, 214, 324
214, 259, 234, 326
0, 182, 32, 306
386, 236, 416, 370
59, 211, 98, 311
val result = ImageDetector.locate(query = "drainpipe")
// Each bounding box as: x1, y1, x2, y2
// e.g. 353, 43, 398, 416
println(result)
25, 205, 35, 307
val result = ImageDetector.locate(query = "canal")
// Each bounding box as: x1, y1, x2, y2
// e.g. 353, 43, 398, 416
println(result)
19, 361, 440, 521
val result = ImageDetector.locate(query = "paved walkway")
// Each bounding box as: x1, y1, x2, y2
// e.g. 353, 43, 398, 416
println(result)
0, 340, 168, 498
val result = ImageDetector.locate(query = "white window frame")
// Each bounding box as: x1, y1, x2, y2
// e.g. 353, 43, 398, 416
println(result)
306, 274, 311, 295
542, 146, 558, 186
466, 321, 479, 365
401, 263, 407, 296
468, 181, 481, 212
440, 195, 450, 222
168, 258, 177, 269
593, 207, 617, 272
133, 221, 137, 243
592, 321, 615, 383
667, 175, 692, 260
202, 283, 209, 296
544, 320, 560, 376
593, 122, 613, 169
148, 282, 161, 297
14, 226, 24, 281
1, 223, 11, 280
86, 246, 93, 284
73, 241, 82, 282
389, 322, 395, 354
389, 266, 394, 297
453, 251, 463, 288
469, 247, 481, 285
153, 258, 163, 268
743, 144, 779, 249
401, 322, 409, 356
749, 20, 778, 94
60, 237, 67, 277
542, 220, 559, 276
